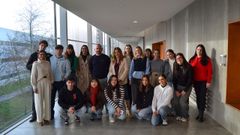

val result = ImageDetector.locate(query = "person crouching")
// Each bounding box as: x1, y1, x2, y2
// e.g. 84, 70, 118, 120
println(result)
58, 76, 86, 125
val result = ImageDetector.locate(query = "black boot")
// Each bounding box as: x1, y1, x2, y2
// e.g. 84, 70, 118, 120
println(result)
198, 111, 204, 122
29, 116, 36, 122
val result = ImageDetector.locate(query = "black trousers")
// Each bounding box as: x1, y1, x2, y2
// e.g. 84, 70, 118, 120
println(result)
51, 81, 65, 118
131, 78, 141, 105
193, 81, 207, 113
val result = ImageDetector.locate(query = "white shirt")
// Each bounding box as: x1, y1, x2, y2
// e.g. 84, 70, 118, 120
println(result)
152, 84, 173, 112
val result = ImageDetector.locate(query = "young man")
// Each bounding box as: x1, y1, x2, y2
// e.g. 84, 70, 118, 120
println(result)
26, 40, 52, 122
50, 45, 71, 120
151, 74, 173, 126
58, 76, 86, 125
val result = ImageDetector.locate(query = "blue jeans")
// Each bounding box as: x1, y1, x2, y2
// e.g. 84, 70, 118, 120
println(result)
107, 103, 126, 120
89, 109, 102, 119
173, 88, 192, 118
151, 106, 171, 126
131, 104, 152, 120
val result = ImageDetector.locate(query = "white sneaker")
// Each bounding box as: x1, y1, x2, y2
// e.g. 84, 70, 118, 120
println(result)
162, 120, 168, 126
181, 117, 187, 122
109, 117, 115, 123
176, 116, 181, 121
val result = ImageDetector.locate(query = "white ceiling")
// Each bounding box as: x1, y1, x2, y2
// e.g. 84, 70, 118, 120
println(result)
53, 0, 194, 42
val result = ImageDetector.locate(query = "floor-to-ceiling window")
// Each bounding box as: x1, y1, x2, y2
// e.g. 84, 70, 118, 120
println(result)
0, 0, 55, 132
67, 11, 88, 56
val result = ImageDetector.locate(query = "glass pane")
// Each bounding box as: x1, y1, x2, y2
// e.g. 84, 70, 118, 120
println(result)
67, 11, 87, 42
92, 26, 97, 44
68, 40, 88, 57
0, 0, 55, 132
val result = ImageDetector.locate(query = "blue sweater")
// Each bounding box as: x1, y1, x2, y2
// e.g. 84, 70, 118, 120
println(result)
89, 54, 110, 79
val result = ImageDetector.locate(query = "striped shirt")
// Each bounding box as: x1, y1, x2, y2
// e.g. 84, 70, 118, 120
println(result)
104, 85, 125, 109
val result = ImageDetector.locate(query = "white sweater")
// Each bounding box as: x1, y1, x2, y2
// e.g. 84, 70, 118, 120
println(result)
31, 59, 53, 90
152, 84, 173, 112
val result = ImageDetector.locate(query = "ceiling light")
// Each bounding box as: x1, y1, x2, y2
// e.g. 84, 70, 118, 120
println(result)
133, 20, 138, 24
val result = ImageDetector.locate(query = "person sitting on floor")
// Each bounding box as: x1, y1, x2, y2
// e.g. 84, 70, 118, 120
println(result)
131, 75, 153, 120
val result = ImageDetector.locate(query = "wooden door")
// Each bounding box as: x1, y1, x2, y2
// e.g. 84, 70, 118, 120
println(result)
227, 21, 240, 110
152, 41, 166, 59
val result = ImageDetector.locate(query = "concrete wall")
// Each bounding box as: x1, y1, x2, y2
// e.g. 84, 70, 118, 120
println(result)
142, 0, 240, 135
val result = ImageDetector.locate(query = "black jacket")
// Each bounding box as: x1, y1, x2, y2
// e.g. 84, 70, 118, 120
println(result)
173, 64, 193, 92
136, 86, 154, 109
58, 86, 85, 110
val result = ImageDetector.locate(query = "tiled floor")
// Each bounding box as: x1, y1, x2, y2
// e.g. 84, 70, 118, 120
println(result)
4, 104, 232, 135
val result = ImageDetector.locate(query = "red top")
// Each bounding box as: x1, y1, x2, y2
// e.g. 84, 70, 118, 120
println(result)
90, 87, 99, 106
189, 56, 213, 83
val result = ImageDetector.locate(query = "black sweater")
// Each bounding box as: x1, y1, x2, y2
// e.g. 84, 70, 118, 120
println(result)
173, 64, 193, 92
58, 86, 85, 110
136, 86, 154, 109
89, 54, 110, 79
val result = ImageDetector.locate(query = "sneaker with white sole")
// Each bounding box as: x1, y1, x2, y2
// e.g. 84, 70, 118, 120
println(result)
176, 116, 181, 121
181, 117, 187, 122
162, 120, 168, 126
109, 117, 115, 123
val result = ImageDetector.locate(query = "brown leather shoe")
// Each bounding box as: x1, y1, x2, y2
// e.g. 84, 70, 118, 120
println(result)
38, 122, 44, 126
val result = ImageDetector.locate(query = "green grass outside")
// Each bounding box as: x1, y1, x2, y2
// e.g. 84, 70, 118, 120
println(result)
0, 79, 30, 96
0, 92, 32, 132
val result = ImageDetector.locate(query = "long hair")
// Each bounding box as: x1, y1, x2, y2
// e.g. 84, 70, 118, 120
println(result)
145, 48, 153, 60
65, 44, 76, 58
189, 44, 209, 66
112, 47, 124, 63
124, 44, 134, 59
106, 75, 120, 98
166, 49, 176, 58
134, 46, 145, 59
173, 53, 190, 75
88, 78, 102, 92
139, 75, 151, 93
80, 45, 90, 56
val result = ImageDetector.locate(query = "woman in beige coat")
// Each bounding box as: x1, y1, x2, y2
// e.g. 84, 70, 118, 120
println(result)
108, 47, 130, 115
31, 50, 53, 126
77, 45, 92, 93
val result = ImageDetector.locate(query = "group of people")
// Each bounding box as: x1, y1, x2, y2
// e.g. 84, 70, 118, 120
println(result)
26, 40, 213, 127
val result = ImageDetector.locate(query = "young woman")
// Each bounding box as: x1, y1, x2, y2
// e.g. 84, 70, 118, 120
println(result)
31, 50, 53, 126
77, 45, 92, 93
85, 79, 105, 121
173, 53, 193, 122
150, 49, 165, 87
65, 44, 78, 76
151, 74, 173, 126
145, 48, 153, 61
131, 75, 153, 120
189, 44, 213, 122
129, 46, 150, 105
164, 49, 176, 86
123, 44, 134, 116
104, 75, 125, 123
108, 47, 129, 115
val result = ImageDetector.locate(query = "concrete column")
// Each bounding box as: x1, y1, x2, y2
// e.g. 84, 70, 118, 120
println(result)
59, 6, 68, 47
87, 23, 92, 54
